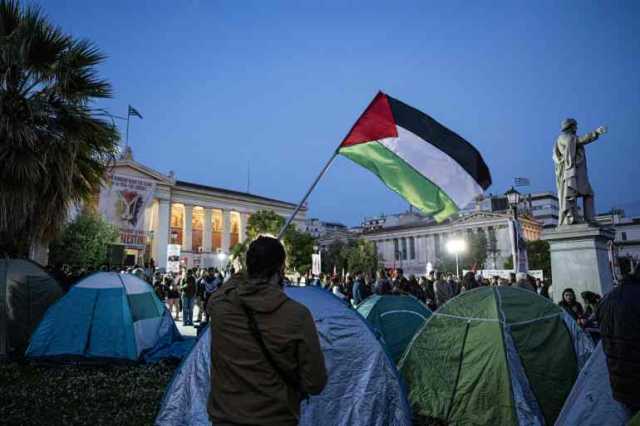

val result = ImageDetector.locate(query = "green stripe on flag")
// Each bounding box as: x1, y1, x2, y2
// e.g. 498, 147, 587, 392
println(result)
339, 141, 458, 221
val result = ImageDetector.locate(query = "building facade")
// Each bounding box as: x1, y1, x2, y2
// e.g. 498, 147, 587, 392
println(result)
595, 210, 640, 261
98, 153, 305, 270
461, 191, 560, 229
362, 211, 542, 276
303, 218, 347, 238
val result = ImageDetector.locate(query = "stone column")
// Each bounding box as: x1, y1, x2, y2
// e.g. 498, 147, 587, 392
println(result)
222, 209, 231, 253
240, 212, 250, 243
182, 204, 193, 252
155, 199, 170, 271
203, 208, 212, 252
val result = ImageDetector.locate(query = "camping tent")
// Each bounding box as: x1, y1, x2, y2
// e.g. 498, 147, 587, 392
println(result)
156, 286, 412, 426
357, 295, 431, 363
0, 258, 63, 358
26, 272, 191, 363
399, 287, 593, 426
555, 342, 632, 425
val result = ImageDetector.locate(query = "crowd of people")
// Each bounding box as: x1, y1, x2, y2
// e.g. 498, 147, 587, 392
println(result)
300, 268, 550, 312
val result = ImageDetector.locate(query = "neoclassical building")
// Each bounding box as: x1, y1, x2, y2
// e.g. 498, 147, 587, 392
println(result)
362, 211, 542, 276
98, 151, 305, 270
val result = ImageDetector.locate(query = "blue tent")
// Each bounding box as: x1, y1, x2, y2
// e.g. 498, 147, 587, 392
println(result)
357, 295, 431, 363
26, 272, 192, 363
156, 286, 412, 426
555, 342, 632, 426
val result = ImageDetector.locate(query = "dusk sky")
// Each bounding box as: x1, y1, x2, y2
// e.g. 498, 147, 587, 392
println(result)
45, 0, 640, 226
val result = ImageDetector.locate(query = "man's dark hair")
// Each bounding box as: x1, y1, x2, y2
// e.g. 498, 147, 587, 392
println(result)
396, 268, 403, 276
246, 236, 286, 279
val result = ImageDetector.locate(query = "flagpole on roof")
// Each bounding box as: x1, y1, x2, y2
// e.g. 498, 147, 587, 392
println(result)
125, 107, 131, 150
277, 151, 339, 240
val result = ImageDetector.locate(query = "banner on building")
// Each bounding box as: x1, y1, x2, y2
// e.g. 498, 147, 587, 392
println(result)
99, 174, 156, 248
167, 244, 181, 273
464, 269, 544, 281
508, 218, 529, 274
312, 253, 322, 275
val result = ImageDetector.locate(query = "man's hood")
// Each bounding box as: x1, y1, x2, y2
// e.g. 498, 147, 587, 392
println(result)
223, 273, 289, 313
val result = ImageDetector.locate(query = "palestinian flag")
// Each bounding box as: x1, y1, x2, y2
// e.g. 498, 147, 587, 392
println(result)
338, 92, 491, 221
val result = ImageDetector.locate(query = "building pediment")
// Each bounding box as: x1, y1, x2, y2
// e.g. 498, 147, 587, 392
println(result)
110, 159, 174, 185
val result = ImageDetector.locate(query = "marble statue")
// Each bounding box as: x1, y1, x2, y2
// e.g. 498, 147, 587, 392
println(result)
553, 118, 607, 226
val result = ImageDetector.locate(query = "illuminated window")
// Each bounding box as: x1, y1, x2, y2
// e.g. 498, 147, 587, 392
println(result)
192, 207, 204, 251
211, 209, 222, 250
170, 204, 184, 245
230, 212, 241, 247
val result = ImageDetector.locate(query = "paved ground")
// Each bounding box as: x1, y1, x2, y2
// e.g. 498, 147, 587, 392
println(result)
170, 304, 203, 337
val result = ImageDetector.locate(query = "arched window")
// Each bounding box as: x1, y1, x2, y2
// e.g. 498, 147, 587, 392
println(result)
192, 207, 204, 251
170, 204, 184, 245
230, 212, 241, 248
211, 209, 222, 250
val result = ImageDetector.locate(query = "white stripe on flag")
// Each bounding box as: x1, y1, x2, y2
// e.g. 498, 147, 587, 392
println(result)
379, 126, 484, 208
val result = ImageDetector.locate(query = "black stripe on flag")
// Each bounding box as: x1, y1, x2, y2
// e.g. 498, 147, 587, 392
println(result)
386, 95, 492, 189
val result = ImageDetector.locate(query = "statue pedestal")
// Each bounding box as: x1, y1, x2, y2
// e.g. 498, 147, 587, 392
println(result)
542, 224, 615, 303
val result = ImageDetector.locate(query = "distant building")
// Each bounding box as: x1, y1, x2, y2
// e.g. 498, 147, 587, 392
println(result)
462, 191, 560, 229
316, 228, 360, 251
362, 211, 543, 276
304, 218, 347, 238
66, 149, 306, 270
595, 209, 640, 261
361, 211, 427, 232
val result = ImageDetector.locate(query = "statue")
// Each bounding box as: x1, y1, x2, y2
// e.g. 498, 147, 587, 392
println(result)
553, 118, 607, 226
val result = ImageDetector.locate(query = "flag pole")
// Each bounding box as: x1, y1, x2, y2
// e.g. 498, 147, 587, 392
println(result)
277, 151, 339, 240
125, 108, 131, 149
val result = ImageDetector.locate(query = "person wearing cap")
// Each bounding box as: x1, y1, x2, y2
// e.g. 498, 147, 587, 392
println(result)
206, 235, 327, 426
553, 118, 607, 225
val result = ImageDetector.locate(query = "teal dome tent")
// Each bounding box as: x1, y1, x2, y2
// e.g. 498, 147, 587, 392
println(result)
357, 295, 431, 363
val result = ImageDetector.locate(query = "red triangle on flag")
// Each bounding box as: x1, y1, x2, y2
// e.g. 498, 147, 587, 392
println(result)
339, 91, 398, 148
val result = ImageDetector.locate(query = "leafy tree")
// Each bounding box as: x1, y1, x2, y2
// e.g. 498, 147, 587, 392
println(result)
465, 230, 488, 270
49, 211, 119, 269
230, 209, 316, 273
345, 239, 378, 275
321, 240, 348, 275
501, 240, 550, 279
527, 240, 551, 280
0, 0, 119, 257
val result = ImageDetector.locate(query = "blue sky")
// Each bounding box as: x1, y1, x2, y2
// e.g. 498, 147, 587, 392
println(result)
44, 0, 640, 225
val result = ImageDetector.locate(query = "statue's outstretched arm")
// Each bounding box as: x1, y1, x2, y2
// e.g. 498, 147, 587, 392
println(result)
578, 126, 607, 145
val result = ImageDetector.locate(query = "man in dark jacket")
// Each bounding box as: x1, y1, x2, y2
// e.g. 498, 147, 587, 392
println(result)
207, 236, 327, 425
597, 267, 640, 412
180, 269, 197, 326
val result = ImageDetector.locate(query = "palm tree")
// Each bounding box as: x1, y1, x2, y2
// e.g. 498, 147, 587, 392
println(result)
0, 0, 119, 257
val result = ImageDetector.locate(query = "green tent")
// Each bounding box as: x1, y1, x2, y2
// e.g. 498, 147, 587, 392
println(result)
357, 295, 431, 363
399, 287, 593, 426
0, 259, 63, 358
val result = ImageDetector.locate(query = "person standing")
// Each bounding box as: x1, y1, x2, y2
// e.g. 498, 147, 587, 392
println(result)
181, 269, 197, 326
597, 267, 640, 414
207, 236, 327, 425
165, 275, 180, 321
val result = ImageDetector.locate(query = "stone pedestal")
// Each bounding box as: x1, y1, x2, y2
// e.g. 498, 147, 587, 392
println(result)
542, 224, 615, 303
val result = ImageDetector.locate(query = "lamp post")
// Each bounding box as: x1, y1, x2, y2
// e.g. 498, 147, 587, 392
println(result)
446, 239, 467, 278
505, 186, 521, 220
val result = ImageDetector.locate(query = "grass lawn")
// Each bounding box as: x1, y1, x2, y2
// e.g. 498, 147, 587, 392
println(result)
0, 361, 178, 426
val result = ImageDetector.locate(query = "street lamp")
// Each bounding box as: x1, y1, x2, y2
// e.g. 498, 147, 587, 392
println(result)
505, 186, 521, 219
446, 239, 467, 278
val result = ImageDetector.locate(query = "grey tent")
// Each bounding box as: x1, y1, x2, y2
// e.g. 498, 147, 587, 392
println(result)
0, 259, 63, 358
555, 342, 632, 425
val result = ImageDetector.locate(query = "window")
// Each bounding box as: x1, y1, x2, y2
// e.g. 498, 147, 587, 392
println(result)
230, 212, 241, 247
192, 207, 204, 251
621, 232, 628, 241
409, 237, 415, 260
394, 239, 399, 261
170, 204, 184, 245
401, 238, 408, 260
211, 209, 222, 250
